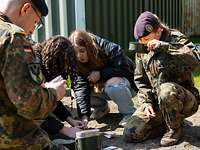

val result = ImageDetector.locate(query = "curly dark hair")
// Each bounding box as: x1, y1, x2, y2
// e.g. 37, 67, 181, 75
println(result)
33, 35, 75, 82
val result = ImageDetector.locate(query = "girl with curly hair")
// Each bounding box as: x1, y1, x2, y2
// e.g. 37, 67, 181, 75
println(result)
33, 35, 85, 149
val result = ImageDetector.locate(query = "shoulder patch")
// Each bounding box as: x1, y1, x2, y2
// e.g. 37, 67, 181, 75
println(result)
28, 63, 44, 85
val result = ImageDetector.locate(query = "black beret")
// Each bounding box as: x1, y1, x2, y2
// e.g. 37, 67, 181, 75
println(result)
134, 11, 160, 40
30, 0, 48, 16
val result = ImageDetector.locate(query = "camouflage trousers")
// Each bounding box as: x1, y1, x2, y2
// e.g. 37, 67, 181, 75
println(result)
91, 77, 136, 115
0, 144, 69, 150
0, 128, 69, 150
123, 82, 199, 142
0, 142, 69, 150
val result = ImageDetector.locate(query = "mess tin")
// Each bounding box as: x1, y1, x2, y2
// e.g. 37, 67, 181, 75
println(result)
75, 129, 102, 150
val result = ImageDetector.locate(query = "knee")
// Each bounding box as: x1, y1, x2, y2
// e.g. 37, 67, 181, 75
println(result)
122, 114, 149, 143
104, 84, 120, 95
158, 83, 175, 99
104, 77, 130, 94
123, 126, 146, 143
104, 80, 131, 95
158, 83, 177, 104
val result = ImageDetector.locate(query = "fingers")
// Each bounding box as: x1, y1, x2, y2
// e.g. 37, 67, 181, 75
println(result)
87, 71, 100, 83
149, 107, 156, 117
87, 72, 96, 82
74, 120, 85, 128
76, 123, 85, 129
147, 39, 161, 50
59, 79, 66, 86
81, 115, 89, 129
73, 119, 88, 129
145, 106, 156, 118
82, 120, 88, 129
87, 75, 93, 82
45, 79, 65, 88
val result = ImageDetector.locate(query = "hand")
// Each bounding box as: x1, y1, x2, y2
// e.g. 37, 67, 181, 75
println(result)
147, 39, 162, 51
72, 120, 85, 128
81, 115, 89, 129
87, 71, 100, 83
106, 77, 123, 85
59, 126, 82, 139
144, 105, 156, 118
45, 76, 66, 100
66, 117, 85, 129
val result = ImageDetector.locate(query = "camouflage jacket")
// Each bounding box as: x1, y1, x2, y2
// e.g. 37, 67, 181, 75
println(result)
0, 16, 57, 149
134, 29, 199, 104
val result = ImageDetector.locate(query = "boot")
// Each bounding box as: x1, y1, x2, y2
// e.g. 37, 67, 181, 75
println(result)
160, 127, 183, 146
119, 114, 132, 127
90, 104, 110, 120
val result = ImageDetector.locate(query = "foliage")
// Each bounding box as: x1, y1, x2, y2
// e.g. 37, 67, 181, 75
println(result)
65, 75, 72, 95
193, 67, 200, 91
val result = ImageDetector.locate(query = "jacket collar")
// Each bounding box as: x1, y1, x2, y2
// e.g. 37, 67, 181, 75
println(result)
0, 11, 12, 23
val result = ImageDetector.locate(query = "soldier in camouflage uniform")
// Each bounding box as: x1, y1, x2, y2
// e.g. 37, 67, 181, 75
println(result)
123, 11, 199, 146
0, 0, 68, 150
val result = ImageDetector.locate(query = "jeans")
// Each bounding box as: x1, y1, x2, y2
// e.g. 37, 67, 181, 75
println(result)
91, 77, 136, 116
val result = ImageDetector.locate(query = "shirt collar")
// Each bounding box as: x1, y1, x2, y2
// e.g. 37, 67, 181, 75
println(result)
0, 11, 12, 23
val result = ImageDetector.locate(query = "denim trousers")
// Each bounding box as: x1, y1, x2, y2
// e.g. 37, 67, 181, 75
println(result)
91, 77, 136, 116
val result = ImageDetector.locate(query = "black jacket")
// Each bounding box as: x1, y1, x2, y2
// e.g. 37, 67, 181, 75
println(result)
73, 34, 138, 117
36, 48, 72, 134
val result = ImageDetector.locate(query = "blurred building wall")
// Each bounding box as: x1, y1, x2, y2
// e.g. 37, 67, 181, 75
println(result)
33, 0, 200, 50
182, 0, 200, 36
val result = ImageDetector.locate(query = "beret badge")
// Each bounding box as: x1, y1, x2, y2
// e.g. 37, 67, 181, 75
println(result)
145, 24, 153, 33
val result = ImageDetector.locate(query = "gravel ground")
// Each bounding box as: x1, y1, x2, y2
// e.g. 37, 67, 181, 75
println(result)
62, 97, 200, 150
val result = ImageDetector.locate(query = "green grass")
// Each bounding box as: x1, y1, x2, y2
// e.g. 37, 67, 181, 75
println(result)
190, 36, 200, 91
190, 36, 200, 44
193, 67, 200, 91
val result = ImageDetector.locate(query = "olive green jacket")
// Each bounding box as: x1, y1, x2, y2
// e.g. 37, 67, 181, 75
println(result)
0, 16, 57, 149
134, 29, 199, 105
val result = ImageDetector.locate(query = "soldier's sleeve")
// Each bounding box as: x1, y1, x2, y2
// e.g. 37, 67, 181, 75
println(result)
159, 33, 199, 71
192, 48, 200, 64
169, 35, 198, 70
1, 32, 57, 120
134, 54, 154, 104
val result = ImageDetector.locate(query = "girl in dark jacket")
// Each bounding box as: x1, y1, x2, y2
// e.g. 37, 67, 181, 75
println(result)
33, 36, 84, 142
69, 30, 138, 126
